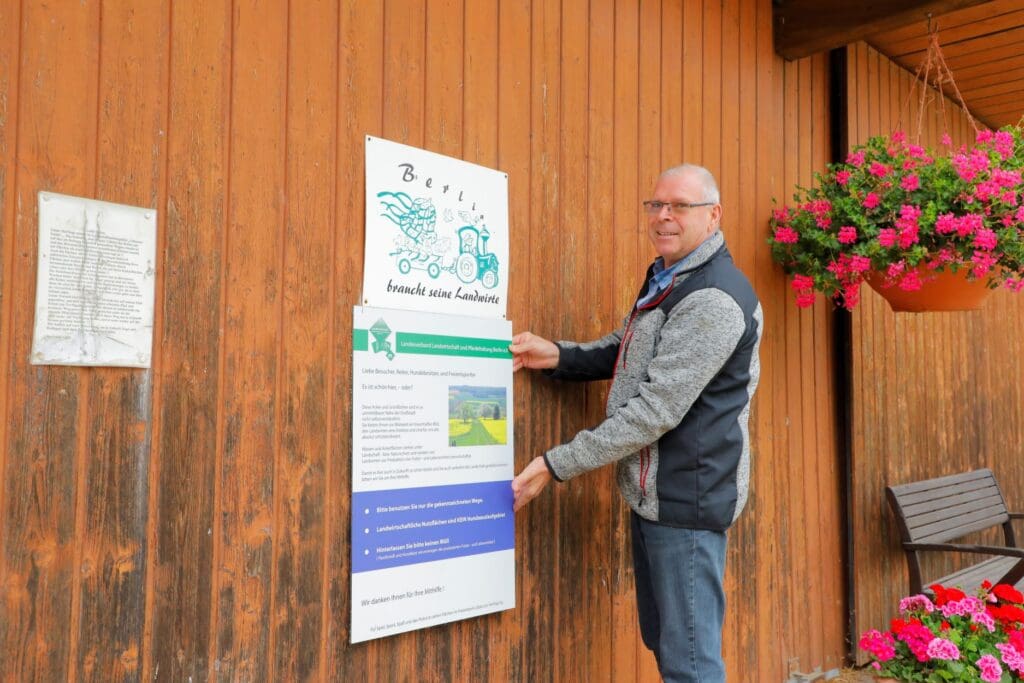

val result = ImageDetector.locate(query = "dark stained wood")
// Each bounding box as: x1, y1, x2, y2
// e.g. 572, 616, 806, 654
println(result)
496, 1, 532, 679
609, 3, 644, 680
0, 1, 852, 680
143, 0, 229, 679
584, 2, 616, 680
72, 2, 168, 679
774, 0, 992, 59
0, 2, 98, 681
213, 0, 288, 679
328, 0, 381, 679
0, 0, 19, 642
271, 0, 338, 680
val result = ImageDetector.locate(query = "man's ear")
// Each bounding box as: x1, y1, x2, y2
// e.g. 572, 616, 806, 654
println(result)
709, 204, 723, 229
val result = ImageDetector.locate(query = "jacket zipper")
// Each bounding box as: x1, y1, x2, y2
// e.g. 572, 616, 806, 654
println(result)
608, 277, 677, 505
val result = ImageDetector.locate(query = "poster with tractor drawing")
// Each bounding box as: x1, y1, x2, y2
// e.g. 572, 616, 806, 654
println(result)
363, 136, 509, 319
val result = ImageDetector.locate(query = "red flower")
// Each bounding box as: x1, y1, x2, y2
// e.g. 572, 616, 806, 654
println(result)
930, 584, 966, 607
990, 604, 1024, 627
993, 584, 1024, 604
982, 580, 993, 590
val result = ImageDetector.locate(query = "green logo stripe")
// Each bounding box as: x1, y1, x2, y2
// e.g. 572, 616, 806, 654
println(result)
353, 329, 369, 351
396, 332, 511, 358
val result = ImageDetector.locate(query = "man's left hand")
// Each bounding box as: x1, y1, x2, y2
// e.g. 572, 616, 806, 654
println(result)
511, 456, 553, 511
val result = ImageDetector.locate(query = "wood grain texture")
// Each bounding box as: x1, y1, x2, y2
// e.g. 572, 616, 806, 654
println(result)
1, 2, 99, 681
848, 41, 1024, 659
73, 2, 168, 679
0, 1, 852, 680
144, 0, 230, 679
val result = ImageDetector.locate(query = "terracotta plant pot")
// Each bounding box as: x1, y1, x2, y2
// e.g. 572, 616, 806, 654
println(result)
865, 266, 991, 312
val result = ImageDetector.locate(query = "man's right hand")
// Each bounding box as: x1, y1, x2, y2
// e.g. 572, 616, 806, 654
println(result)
509, 331, 559, 372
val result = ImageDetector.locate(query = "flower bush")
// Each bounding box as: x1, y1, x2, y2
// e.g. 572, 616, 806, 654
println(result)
769, 126, 1024, 309
859, 581, 1024, 682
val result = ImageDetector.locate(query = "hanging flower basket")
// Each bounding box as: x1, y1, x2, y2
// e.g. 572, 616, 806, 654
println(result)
768, 29, 1024, 312
864, 264, 991, 312
769, 127, 1024, 312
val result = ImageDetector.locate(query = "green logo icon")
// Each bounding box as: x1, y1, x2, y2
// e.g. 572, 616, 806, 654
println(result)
369, 319, 395, 361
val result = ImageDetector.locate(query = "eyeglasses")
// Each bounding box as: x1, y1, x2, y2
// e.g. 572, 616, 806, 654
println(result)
642, 200, 715, 215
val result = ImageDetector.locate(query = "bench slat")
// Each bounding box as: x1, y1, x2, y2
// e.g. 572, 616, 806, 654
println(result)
935, 556, 1024, 592
913, 515, 1009, 544
903, 500, 1009, 539
901, 488, 1005, 518
892, 477, 999, 508
889, 469, 995, 497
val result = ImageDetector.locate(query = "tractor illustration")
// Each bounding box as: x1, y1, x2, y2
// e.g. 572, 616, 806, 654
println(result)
377, 191, 500, 289
455, 224, 500, 289
378, 191, 450, 280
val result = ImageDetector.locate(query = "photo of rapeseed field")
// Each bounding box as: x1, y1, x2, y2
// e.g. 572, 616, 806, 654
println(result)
448, 385, 507, 446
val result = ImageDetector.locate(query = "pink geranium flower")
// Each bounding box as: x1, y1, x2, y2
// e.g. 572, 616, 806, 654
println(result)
768, 126, 1024, 309
773, 226, 799, 244
837, 226, 857, 244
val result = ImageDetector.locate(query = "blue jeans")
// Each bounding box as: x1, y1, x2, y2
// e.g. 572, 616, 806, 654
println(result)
631, 512, 727, 683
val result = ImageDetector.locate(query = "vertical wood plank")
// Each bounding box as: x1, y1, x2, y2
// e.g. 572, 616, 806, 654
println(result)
425, 0, 463, 158
421, 0, 464, 679
660, 0, 683, 167
611, 2, 641, 680
700, 0, 722, 177
520, 0, 562, 680
557, 0, 588, 680
271, 0, 337, 680
719, 0, 740, 260
0, 2, 99, 680
74, 1, 169, 679
463, 1, 497, 167
637, 3, 662, 680
755, 0, 784, 678
383, 0, 426, 148
329, 1, 382, 680
213, 0, 288, 678
585, 2, 616, 678
497, 1, 532, 680
463, 3, 507, 681
144, 0, 229, 679
682, 0, 703, 164
0, 0, 20, 616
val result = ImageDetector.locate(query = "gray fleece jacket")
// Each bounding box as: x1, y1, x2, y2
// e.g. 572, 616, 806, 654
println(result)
543, 231, 762, 531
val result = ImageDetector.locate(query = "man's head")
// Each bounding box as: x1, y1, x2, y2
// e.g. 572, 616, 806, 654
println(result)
645, 164, 722, 267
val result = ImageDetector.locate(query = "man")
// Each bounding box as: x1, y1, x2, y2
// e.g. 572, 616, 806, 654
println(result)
510, 164, 762, 683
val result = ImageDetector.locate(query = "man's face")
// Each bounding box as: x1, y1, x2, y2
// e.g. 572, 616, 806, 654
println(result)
646, 172, 722, 267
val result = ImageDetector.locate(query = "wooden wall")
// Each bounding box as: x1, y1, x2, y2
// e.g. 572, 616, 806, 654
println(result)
847, 41, 1024, 646
0, 1, 846, 681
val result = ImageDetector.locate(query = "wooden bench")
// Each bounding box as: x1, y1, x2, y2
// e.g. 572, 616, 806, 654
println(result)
886, 468, 1024, 595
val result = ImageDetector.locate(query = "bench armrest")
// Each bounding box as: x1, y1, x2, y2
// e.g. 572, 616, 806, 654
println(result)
904, 542, 1024, 558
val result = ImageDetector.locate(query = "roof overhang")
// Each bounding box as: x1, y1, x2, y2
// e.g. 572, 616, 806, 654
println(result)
773, 0, 993, 60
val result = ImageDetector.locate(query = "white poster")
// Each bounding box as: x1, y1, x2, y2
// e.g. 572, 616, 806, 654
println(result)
351, 305, 515, 643
31, 191, 157, 368
362, 136, 509, 319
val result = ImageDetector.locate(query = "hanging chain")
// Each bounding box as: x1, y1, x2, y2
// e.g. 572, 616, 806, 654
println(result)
896, 18, 980, 144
